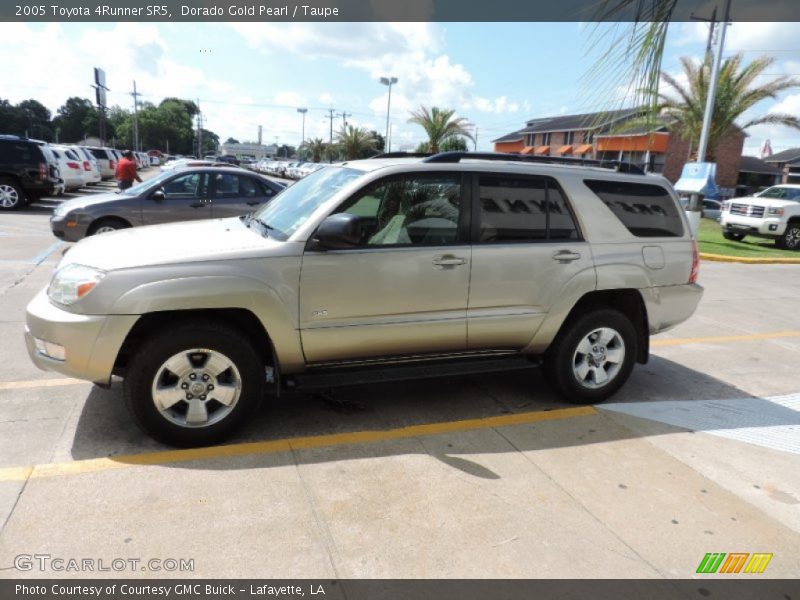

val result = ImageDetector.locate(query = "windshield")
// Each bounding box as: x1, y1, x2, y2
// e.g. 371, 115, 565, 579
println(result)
121, 170, 175, 196
757, 186, 800, 201
252, 166, 364, 239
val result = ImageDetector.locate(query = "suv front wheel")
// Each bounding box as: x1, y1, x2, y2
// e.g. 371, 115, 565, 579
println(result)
545, 308, 637, 404
124, 320, 265, 447
776, 223, 800, 250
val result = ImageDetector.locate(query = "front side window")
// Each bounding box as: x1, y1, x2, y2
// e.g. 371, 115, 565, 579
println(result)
163, 172, 208, 198
758, 186, 800, 201
478, 175, 579, 242
584, 179, 684, 237
335, 174, 464, 247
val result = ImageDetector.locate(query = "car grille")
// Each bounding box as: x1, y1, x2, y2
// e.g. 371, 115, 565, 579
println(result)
730, 204, 765, 218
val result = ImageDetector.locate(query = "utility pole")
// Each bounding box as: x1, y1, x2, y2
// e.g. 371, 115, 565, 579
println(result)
130, 81, 142, 151
337, 111, 351, 129
196, 98, 203, 157
297, 108, 307, 147
474, 126, 478, 151
325, 108, 336, 145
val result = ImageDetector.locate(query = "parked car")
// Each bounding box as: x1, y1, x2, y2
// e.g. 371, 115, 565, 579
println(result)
71, 146, 103, 185
85, 147, 118, 180
50, 145, 88, 192
0, 135, 62, 210
678, 197, 722, 221
27, 151, 703, 446
50, 166, 284, 242
719, 184, 800, 249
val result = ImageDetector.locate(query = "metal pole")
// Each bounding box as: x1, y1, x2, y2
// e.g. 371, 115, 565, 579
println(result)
385, 81, 393, 151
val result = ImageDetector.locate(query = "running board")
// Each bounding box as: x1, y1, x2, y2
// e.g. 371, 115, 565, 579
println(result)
286, 355, 541, 391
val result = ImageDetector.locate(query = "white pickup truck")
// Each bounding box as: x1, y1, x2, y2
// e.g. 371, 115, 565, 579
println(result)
720, 184, 800, 250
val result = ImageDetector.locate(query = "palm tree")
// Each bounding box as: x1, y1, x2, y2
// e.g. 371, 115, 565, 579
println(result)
408, 106, 474, 154
656, 53, 800, 159
335, 125, 377, 160
301, 137, 327, 163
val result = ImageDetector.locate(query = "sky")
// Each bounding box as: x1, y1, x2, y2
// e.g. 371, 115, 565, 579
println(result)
1, 20, 799, 156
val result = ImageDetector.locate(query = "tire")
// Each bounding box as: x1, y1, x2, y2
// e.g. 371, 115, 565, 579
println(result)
0, 178, 24, 211
88, 217, 130, 236
722, 231, 745, 242
123, 320, 265, 447
776, 223, 800, 250
544, 308, 637, 404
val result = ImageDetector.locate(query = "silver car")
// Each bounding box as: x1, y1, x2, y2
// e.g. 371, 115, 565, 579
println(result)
50, 167, 284, 242
26, 152, 703, 446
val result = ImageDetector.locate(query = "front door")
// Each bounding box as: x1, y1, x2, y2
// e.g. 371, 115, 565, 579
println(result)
142, 171, 211, 225
299, 172, 471, 364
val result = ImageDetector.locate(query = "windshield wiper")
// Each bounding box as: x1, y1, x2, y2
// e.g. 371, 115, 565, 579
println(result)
241, 213, 275, 236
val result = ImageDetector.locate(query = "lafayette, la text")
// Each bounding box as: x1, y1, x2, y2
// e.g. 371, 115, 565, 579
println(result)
17, 584, 326, 597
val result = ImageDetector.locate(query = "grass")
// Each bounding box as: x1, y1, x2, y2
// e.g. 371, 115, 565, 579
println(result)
696, 218, 800, 258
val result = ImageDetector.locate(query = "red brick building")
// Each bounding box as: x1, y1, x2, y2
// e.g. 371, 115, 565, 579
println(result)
493, 109, 746, 196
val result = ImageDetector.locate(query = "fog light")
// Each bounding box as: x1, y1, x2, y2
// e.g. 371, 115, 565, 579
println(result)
769, 224, 778, 231
34, 337, 66, 361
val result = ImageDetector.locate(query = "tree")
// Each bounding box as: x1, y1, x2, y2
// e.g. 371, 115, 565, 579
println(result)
224, 137, 240, 145
335, 125, 377, 160
53, 97, 97, 143
408, 106, 474, 154
440, 136, 469, 152
369, 130, 385, 153
195, 129, 220, 156
654, 54, 800, 159
301, 138, 327, 162
17, 99, 53, 140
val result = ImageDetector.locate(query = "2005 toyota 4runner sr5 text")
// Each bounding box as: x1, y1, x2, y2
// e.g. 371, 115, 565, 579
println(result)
25, 152, 703, 446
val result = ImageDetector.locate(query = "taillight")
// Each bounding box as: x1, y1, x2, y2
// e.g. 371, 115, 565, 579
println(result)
38, 162, 47, 181
689, 239, 699, 284
66, 161, 80, 169
83, 161, 91, 171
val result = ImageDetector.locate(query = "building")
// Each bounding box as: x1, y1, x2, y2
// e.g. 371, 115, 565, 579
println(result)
763, 147, 800, 184
493, 109, 746, 196
219, 142, 277, 160
736, 156, 782, 196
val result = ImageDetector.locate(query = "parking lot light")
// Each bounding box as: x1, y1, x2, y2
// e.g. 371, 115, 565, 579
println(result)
380, 76, 398, 152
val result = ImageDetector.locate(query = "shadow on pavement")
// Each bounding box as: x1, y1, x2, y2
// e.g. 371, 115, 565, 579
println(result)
67, 355, 799, 470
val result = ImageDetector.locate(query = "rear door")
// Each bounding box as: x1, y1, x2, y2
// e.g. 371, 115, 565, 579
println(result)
142, 171, 211, 225
467, 172, 594, 350
209, 172, 277, 218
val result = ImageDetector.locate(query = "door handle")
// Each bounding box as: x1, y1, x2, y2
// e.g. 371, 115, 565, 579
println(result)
433, 255, 467, 268
552, 250, 581, 263
190, 199, 210, 208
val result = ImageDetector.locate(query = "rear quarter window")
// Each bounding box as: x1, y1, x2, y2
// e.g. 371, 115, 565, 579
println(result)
584, 179, 684, 237
0, 141, 36, 163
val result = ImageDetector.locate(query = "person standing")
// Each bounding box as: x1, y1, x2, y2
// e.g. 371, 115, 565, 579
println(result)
115, 150, 142, 190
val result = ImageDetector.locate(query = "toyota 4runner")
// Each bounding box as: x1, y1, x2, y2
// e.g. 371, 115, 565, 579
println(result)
720, 184, 800, 249
25, 152, 703, 446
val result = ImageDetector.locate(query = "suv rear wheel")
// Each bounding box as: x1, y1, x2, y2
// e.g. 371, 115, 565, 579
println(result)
545, 308, 637, 404
776, 223, 800, 250
0, 178, 24, 211
124, 321, 265, 447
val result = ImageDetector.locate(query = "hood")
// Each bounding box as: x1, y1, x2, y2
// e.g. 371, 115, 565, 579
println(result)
60, 217, 277, 271
55, 191, 128, 214
732, 195, 799, 209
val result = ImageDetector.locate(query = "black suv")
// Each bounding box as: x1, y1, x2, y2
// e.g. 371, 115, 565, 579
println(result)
0, 135, 61, 210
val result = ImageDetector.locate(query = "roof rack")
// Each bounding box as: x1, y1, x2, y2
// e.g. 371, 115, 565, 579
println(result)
371, 152, 434, 159
420, 151, 645, 175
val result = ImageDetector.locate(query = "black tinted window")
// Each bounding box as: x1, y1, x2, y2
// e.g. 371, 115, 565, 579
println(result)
0, 141, 34, 163
478, 175, 579, 242
89, 148, 106, 159
584, 179, 684, 237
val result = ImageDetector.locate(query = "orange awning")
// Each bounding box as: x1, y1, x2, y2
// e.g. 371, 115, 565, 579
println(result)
557, 145, 573, 155
574, 144, 593, 155
520, 146, 536, 155
534, 146, 550, 155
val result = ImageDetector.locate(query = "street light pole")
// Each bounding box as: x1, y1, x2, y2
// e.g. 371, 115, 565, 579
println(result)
297, 107, 307, 148
380, 76, 397, 152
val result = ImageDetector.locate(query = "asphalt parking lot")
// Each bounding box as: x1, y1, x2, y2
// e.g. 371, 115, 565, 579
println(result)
0, 186, 799, 579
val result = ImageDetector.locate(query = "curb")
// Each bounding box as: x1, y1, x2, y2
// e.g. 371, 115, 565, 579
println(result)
699, 252, 800, 264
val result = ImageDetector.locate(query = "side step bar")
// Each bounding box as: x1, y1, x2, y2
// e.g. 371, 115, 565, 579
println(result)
286, 355, 541, 391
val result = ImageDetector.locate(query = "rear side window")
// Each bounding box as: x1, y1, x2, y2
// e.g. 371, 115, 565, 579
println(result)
89, 148, 106, 160
477, 175, 579, 242
0, 141, 34, 163
584, 179, 684, 237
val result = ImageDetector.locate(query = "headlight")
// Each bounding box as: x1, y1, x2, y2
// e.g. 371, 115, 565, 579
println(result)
53, 203, 73, 217
47, 264, 106, 306
768, 207, 784, 216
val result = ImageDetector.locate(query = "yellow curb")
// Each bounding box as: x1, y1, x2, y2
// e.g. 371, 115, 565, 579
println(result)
699, 252, 800, 264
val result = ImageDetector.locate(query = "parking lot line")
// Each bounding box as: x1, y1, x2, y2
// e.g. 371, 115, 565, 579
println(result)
651, 330, 800, 347
0, 406, 597, 482
0, 378, 85, 390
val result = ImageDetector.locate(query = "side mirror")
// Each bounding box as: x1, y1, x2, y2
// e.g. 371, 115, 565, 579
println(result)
310, 213, 362, 250
151, 188, 165, 201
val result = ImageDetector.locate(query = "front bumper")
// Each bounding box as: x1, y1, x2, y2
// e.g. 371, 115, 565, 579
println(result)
720, 215, 786, 238
24, 289, 139, 385
50, 213, 91, 242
